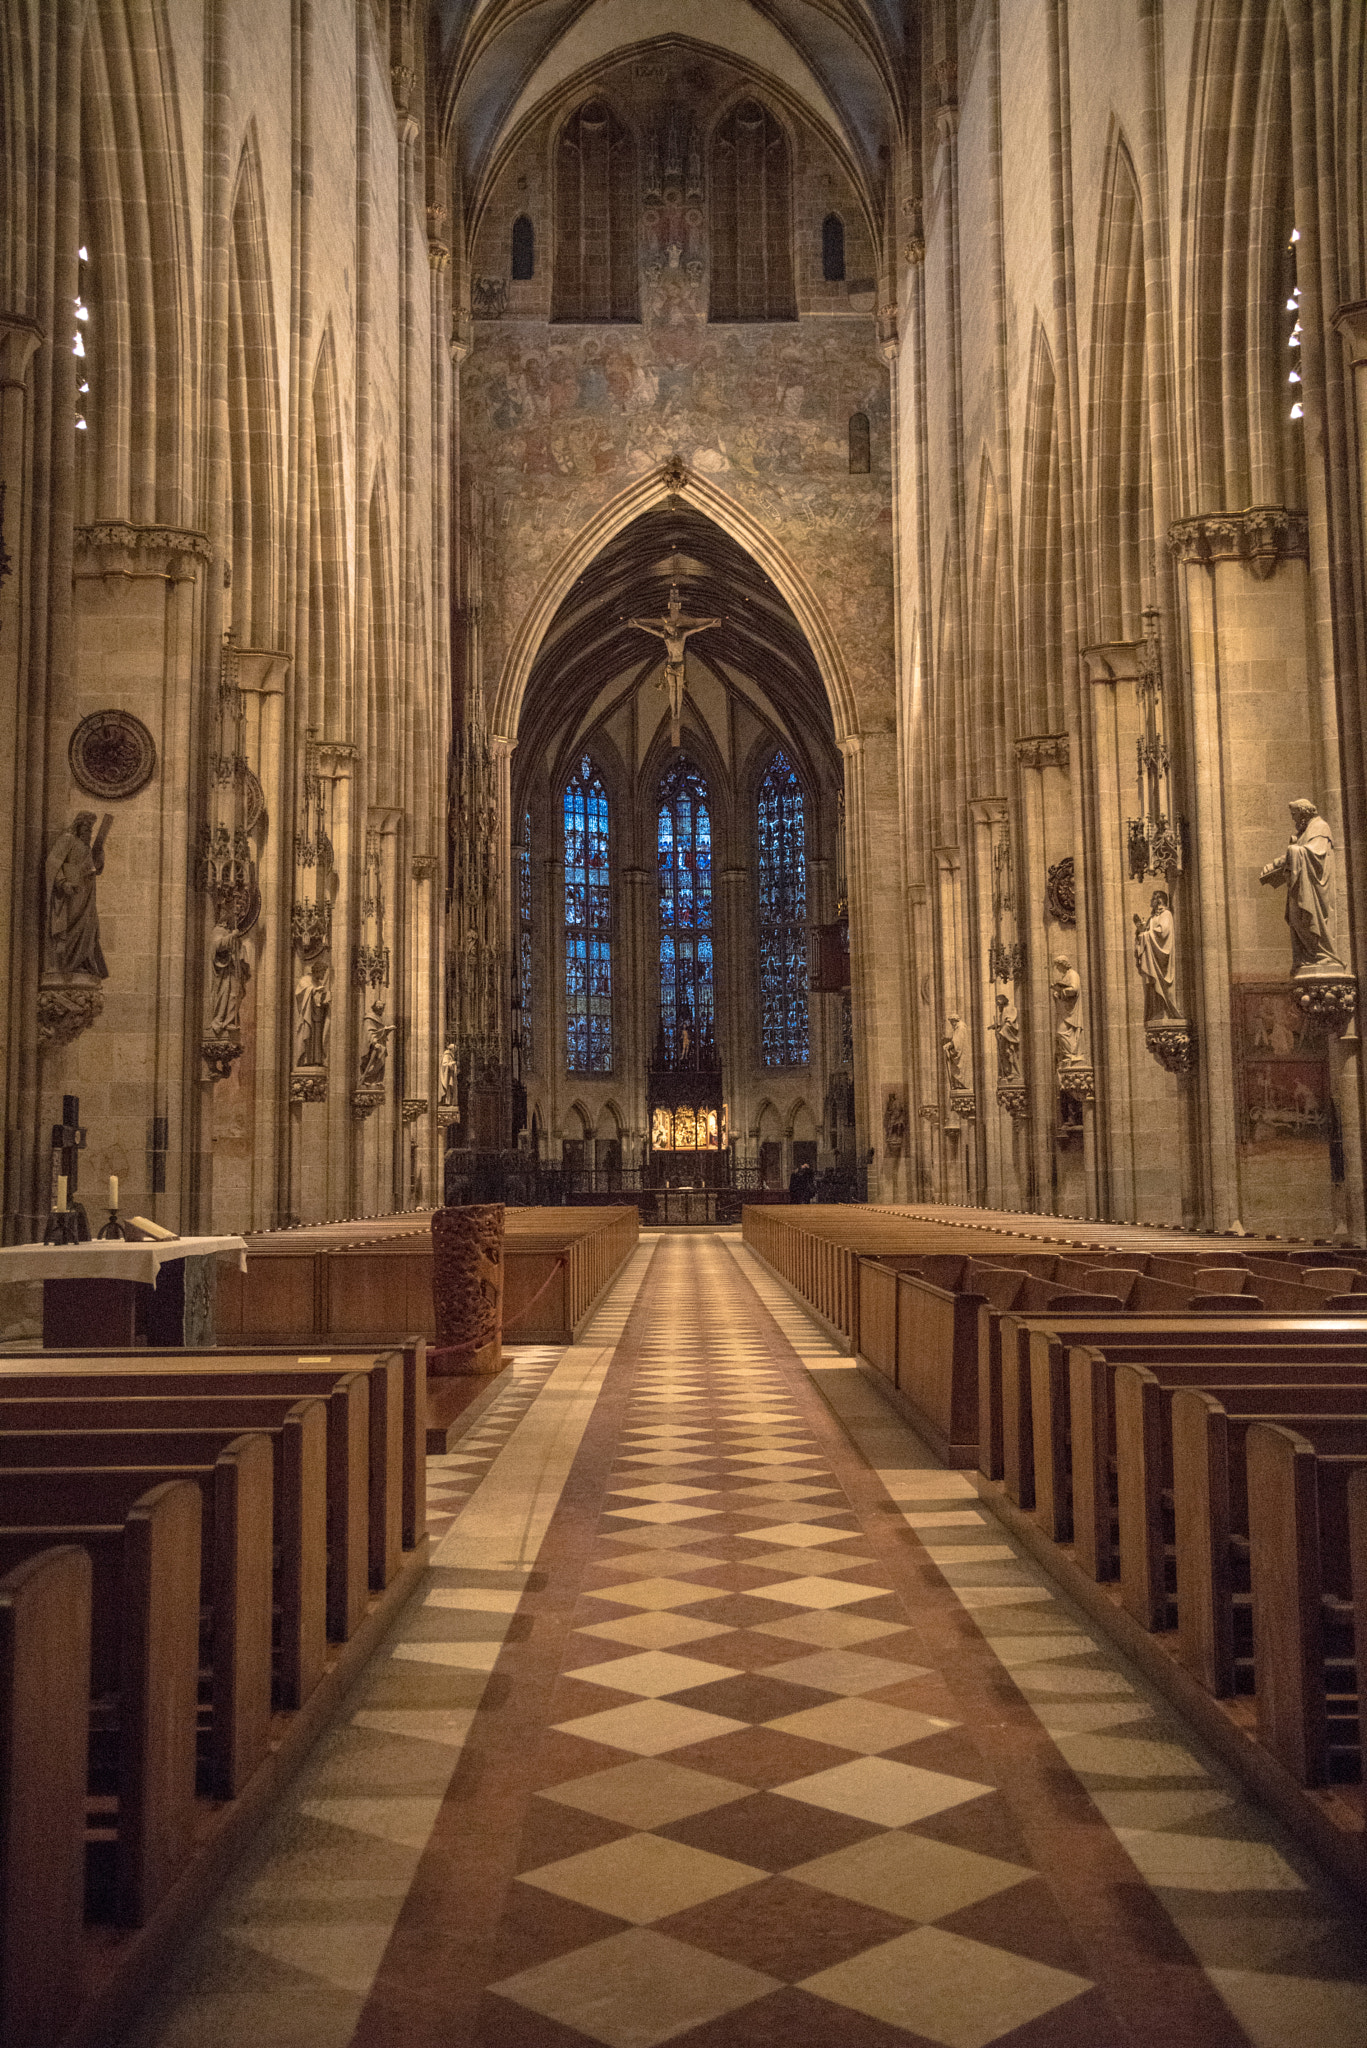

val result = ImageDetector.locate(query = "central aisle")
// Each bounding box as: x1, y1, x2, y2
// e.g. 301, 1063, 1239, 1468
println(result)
130, 1232, 1367, 2048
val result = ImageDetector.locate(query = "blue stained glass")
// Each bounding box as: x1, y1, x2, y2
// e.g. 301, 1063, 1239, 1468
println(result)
758, 751, 809, 1066
565, 761, 612, 1071
658, 758, 714, 1058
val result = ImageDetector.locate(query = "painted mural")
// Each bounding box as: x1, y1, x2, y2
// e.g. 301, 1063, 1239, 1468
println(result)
461, 310, 894, 718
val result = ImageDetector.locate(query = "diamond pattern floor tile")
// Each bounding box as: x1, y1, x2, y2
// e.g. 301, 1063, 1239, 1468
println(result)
775, 1758, 995, 1827
520, 1831, 766, 1923
490, 1927, 780, 2048
800, 1925, 1092, 2048
554, 1699, 749, 1756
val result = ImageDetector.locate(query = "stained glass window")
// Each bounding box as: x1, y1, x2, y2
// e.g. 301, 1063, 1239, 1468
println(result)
565, 757, 612, 1070
517, 811, 533, 1071
657, 758, 713, 1061
758, 751, 809, 1065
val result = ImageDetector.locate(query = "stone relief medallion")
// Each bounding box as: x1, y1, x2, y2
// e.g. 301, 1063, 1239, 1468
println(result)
69, 709, 157, 800
1045, 856, 1077, 928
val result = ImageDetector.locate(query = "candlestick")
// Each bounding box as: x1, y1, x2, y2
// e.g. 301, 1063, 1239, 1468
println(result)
56, 1174, 68, 1213
108, 1174, 118, 1208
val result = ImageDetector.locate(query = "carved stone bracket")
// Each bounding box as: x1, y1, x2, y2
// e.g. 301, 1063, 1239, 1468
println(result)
401, 1097, 429, 1125
73, 522, 211, 582
949, 1089, 977, 1123
996, 1084, 1029, 1123
917, 1103, 939, 1124
437, 1105, 461, 1128
201, 1033, 243, 1082
1292, 975, 1358, 1037
1057, 1061, 1095, 1104
38, 985, 103, 1048
1014, 733, 1070, 771
411, 853, 438, 882
351, 1085, 384, 1123
290, 1070, 327, 1104
660, 453, 689, 495
1168, 506, 1309, 580
1145, 1022, 1198, 1075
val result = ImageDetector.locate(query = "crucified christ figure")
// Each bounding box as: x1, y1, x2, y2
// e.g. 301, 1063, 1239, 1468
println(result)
628, 582, 722, 748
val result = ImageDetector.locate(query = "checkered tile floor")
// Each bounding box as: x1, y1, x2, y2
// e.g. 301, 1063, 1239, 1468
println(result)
123, 1231, 1367, 2048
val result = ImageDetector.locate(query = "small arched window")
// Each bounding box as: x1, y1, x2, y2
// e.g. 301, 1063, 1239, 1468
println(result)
848, 412, 871, 474
553, 101, 639, 324
709, 101, 796, 322
822, 213, 846, 282
564, 758, 612, 1071
511, 214, 535, 281
758, 752, 809, 1066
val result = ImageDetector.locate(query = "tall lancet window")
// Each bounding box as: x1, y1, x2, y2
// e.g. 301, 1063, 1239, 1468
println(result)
564, 758, 612, 1071
758, 752, 809, 1066
517, 811, 534, 1072
658, 758, 714, 1061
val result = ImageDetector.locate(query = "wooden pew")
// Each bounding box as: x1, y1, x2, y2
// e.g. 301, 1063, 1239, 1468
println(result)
1062, 1331, 1367, 1576
0, 1355, 401, 1639
1173, 1386, 1367, 1700
1247, 1422, 1367, 1786
0, 1402, 326, 1709
1112, 1365, 1367, 1633
0, 1546, 90, 2048
991, 1310, 1367, 1519
0, 1480, 200, 1930
0, 1441, 273, 1802
26, 1337, 425, 1562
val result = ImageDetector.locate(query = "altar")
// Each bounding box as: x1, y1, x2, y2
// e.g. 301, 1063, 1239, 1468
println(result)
0, 1235, 249, 1347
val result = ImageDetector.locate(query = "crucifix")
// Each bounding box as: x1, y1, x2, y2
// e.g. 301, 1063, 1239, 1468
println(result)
627, 582, 723, 749
45, 1092, 91, 1242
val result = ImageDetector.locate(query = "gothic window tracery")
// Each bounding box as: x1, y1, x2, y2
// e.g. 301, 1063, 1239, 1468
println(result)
708, 100, 796, 323
564, 758, 612, 1071
758, 751, 809, 1066
657, 757, 714, 1062
552, 101, 639, 324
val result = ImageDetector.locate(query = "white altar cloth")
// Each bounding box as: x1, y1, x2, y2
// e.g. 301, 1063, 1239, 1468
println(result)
0, 1235, 248, 1284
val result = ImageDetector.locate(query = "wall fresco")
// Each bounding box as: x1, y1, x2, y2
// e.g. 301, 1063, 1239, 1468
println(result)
461, 313, 894, 721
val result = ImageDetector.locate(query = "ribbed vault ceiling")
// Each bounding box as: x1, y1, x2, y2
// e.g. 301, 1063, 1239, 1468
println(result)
514, 507, 838, 791
436, 0, 906, 223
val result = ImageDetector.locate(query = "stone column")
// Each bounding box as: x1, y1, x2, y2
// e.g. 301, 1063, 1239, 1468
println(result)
842, 727, 907, 1201
1169, 508, 1344, 1235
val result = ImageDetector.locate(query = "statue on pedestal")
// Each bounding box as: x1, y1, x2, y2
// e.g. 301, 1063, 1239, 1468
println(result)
1050, 955, 1084, 1065
45, 812, 111, 980
1133, 889, 1181, 1022
358, 996, 395, 1086
293, 958, 331, 1068
989, 990, 1020, 1081
1260, 798, 1347, 976
941, 1012, 968, 1090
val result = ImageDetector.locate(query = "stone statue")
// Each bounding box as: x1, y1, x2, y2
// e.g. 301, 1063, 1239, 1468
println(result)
358, 997, 395, 1086
209, 923, 250, 1034
1259, 797, 1347, 976
45, 811, 111, 979
942, 1012, 967, 1090
628, 582, 722, 748
1050, 955, 1084, 1065
439, 1041, 457, 1106
990, 990, 1021, 1080
293, 958, 332, 1068
1133, 889, 1181, 1022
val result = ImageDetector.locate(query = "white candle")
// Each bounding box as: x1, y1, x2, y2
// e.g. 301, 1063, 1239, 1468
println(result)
109, 1175, 118, 1209
56, 1174, 67, 1213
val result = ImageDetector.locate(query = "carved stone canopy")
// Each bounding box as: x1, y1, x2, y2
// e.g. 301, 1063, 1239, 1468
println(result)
1168, 506, 1309, 579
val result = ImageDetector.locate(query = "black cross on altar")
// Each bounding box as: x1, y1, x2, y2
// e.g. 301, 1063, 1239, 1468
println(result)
51, 1093, 87, 1199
